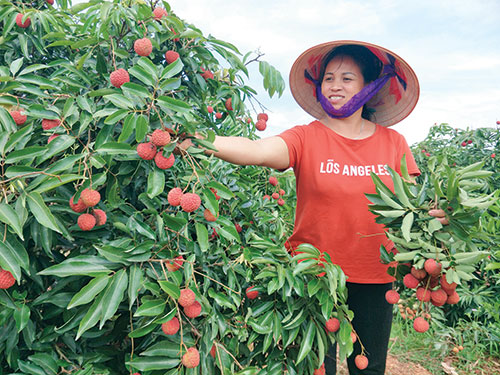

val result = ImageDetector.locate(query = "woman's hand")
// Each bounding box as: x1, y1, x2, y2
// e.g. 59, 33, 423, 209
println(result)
428, 209, 449, 225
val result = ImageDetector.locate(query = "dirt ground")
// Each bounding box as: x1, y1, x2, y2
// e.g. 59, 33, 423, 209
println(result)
337, 353, 433, 375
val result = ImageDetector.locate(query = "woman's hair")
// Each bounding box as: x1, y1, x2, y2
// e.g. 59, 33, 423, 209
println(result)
318, 45, 383, 119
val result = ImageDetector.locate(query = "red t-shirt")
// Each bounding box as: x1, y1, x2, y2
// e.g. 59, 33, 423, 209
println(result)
278, 120, 420, 283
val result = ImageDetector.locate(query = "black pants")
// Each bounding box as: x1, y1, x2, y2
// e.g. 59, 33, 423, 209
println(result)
325, 282, 393, 375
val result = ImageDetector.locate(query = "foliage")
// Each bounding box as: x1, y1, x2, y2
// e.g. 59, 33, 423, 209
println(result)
0, 1, 358, 374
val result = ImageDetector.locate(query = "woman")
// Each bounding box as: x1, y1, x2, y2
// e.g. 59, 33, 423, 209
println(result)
203, 40, 446, 374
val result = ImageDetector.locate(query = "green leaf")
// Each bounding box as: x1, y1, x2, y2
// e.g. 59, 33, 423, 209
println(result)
401, 212, 414, 242
97, 142, 135, 155
135, 114, 148, 142
158, 280, 181, 299
128, 265, 144, 308
134, 299, 166, 317
76, 293, 104, 340
38, 256, 112, 277
99, 269, 128, 328
147, 169, 165, 199
296, 320, 316, 364
129, 65, 155, 87
0, 202, 24, 240
160, 58, 184, 79
195, 223, 209, 252
126, 357, 180, 371
26, 192, 62, 233
67, 275, 110, 309
10, 57, 24, 76
104, 94, 134, 109
121, 82, 151, 99
5, 146, 46, 164
157, 96, 192, 113
0, 107, 16, 132
13, 303, 30, 332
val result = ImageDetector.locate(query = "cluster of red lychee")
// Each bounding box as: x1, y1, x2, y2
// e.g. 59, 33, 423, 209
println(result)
70, 188, 107, 231
385, 259, 460, 333
254, 113, 268, 131
206, 105, 223, 120
200, 67, 214, 80
167, 187, 201, 213
0, 268, 16, 289
461, 139, 473, 147
264, 176, 285, 206
136, 129, 176, 170
9, 111, 62, 143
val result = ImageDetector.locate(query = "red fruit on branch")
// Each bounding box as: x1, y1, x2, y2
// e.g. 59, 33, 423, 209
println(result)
110, 68, 130, 88
81, 188, 100, 207
134, 38, 153, 56
10, 110, 27, 125
255, 119, 267, 131
204, 209, 217, 222
151, 129, 171, 146
42, 119, 61, 130
0, 269, 16, 289
92, 209, 107, 226
201, 67, 214, 80
153, 7, 168, 20
268, 176, 278, 186
403, 273, 419, 289
69, 196, 87, 213
410, 266, 427, 280
182, 347, 200, 368
178, 289, 196, 307
246, 286, 259, 300
161, 317, 179, 335
257, 113, 268, 121
430, 288, 447, 307
137, 142, 157, 160
416, 287, 431, 302
165, 256, 184, 272
77, 213, 96, 231
165, 50, 179, 64
424, 259, 442, 277
167, 187, 183, 206
184, 301, 202, 318
413, 317, 429, 333
325, 317, 340, 332
225, 98, 233, 111
354, 355, 369, 370
154, 152, 175, 169
16, 13, 31, 28
180, 193, 201, 212
385, 290, 400, 304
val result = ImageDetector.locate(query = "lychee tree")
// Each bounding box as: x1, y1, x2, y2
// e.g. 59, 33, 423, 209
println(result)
0, 1, 355, 374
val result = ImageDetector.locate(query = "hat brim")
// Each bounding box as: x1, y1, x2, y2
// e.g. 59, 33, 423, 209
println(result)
289, 40, 420, 127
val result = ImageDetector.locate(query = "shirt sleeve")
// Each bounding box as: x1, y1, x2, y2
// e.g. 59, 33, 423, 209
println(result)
277, 125, 306, 169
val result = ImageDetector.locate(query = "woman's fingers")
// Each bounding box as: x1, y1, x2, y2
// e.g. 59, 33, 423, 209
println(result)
428, 209, 449, 225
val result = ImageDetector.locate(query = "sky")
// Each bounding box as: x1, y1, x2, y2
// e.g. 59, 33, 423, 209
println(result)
167, 0, 500, 146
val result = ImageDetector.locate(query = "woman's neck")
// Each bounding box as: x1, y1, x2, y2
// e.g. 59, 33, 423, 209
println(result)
320, 115, 375, 140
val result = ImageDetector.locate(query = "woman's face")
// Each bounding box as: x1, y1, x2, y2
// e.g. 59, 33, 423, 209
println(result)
320, 56, 365, 110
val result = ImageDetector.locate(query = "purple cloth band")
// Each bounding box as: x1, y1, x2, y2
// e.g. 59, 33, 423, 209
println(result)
304, 58, 406, 119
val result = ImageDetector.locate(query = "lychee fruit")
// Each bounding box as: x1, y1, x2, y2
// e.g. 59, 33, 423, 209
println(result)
153, 7, 168, 20
134, 38, 153, 57
210, 344, 216, 359
440, 274, 457, 293
271, 192, 279, 200
277, 198, 285, 206
257, 113, 268, 121
154, 152, 175, 169
77, 213, 96, 231
225, 98, 233, 111
10, 110, 27, 125
47, 134, 59, 143
424, 258, 442, 277
46, 0, 54, 5
385, 290, 400, 304
430, 288, 447, 307
180, 193, 201, 212
246, 286, 259, 300
215, 112, 222, 119
413, 317, 429, 333
184, 300, 202, 318
207, 105, 214, 113
279, 189, 285, 196
325, 317, 340, 333
167, 187, 183, 206
255, 119, 267, 131
403, 273, 419, 289
410, 266, 427, 280
161, 317, 179, 335
110, 68, 130, 88
351, 331, 357, 343
151, 129, 171, 146
42, 119, 61, 130
137, 142, 157, 160
16, 13, 31, 28
203, 209, 217, 222
416, 287, 431, 302
0, 269, 16, 289
165, 50, 179, 64
182, 347, 200, 368
201, 67, 214, 80
269, 176, 278, 186
446, 291, 460, 305
263, 195, 270, 200
69, 195, 87, 213
313, 363, 325, 375
92, 209, 107, 226
80, 188, 100, 207
235, 223, 242, 233
354, 355, 369, 370
178, 288, 196, 307
165, 255, 184, 272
